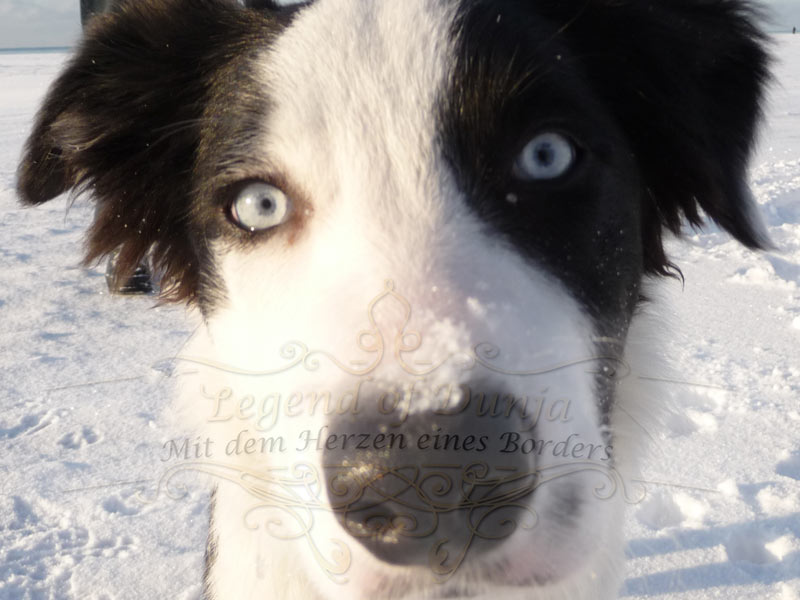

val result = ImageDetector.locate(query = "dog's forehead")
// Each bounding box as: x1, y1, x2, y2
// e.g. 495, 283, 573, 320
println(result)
258, 0, 458, 218
265, 0, 455, 130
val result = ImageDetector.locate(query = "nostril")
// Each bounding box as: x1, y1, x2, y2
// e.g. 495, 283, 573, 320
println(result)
322, 382, 537, 566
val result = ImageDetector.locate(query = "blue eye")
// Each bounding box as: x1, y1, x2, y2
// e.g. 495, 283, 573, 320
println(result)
228, 181, 291, 232
512, 132, 576, 181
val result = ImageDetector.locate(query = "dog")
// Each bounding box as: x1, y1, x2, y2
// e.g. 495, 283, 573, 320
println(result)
17, 0, 770, 598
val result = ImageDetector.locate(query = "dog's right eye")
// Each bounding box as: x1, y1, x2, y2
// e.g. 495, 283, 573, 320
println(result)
226, 181, 292, 232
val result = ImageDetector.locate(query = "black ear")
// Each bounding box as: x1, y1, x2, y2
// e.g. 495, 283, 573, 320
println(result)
16, 0, 276, 302
558, 0, 772, 275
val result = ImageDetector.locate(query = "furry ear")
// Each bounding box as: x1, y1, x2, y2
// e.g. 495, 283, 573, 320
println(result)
558, 0, 772, 274
16, 0, 274, 302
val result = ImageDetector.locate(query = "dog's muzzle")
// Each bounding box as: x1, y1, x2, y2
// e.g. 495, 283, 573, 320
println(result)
322, 378, 536, 566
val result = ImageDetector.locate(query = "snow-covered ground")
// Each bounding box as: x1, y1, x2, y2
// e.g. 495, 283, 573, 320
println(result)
1, 36, 799, 600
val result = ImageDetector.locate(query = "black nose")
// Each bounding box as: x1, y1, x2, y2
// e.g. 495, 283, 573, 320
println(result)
322, 379, 536, 567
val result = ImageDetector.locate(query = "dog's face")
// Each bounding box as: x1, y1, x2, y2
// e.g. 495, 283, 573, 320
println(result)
18, 0, 769, 598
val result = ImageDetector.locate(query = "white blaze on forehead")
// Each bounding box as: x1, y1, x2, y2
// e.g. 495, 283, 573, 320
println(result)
260, 0, 458, 239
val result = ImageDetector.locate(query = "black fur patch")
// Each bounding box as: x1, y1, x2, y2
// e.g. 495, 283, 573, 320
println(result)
442, 0, 771, 335
16, 0, 293, 309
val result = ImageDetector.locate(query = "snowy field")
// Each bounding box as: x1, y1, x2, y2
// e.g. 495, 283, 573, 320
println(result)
1, 36, 799, 600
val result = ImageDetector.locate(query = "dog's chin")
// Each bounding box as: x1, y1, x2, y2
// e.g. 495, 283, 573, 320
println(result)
294, 460, 626, 600
302, 519, 625, 600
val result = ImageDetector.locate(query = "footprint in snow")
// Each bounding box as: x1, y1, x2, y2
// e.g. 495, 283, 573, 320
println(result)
777, 450, 800, 481
724, 527, 790, 566
89, 534, 138, 559
635, 491, 685, 530
58, 426, 100, 450
101, 495, 141, 517
0, 412, 54, 440
7, 496, 39, 530
636, 490, 708, 531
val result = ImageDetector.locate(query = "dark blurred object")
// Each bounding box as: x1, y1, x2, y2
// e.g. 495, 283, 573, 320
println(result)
80, 0, 114, 26
81, 0, 155, 295
104, 250, 155, 295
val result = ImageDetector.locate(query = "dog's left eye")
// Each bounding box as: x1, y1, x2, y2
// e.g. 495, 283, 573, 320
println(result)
227, 181, 291, 232
512, 132, 576, 181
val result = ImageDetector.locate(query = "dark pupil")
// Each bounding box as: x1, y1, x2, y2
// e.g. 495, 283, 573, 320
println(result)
535, 143, 555, 166
259, 196, 275, 213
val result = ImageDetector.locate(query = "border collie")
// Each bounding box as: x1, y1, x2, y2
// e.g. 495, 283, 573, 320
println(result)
17, 0, 770, 598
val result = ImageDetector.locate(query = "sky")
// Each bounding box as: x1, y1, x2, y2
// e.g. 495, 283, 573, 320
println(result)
0, 0, 799, 49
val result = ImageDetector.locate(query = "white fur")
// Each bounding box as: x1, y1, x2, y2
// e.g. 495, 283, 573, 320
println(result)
171, 1, 655, 598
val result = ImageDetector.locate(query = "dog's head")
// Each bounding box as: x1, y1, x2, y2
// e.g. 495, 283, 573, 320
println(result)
18, 0, 769, 598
